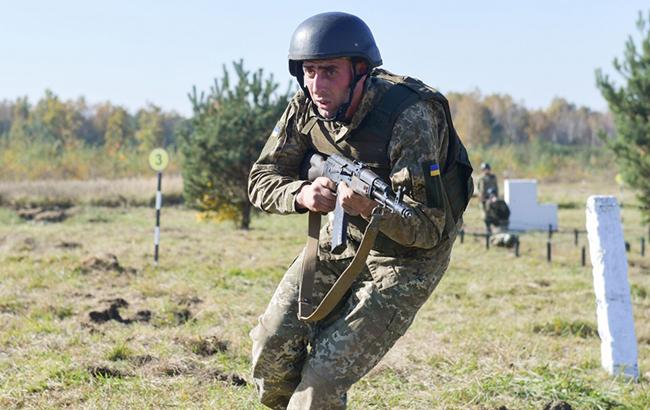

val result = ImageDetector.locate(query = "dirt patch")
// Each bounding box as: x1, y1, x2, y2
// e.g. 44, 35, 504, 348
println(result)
89, 298, 129, 323
155, 360, 197, 377
183, 335, 229, 356
34, 209, 68, 222
173, 308, 193, 325
149, 360, 246, 386
17, 207, 69, 223
16, 208, 42, 220
544, 401, 572, 410
88, 365, 130, 379
89, 195, 128, 208
206, 369, 247, 386
133, 310, 152, 322
87, 216, 110, 223
88, 298, 151, 325
177, 295, 203, 306
79, 253, 135, 274
55, 241, 82, 249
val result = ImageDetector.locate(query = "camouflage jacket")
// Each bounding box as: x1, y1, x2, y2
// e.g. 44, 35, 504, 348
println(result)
248, 70, 453, 258
477, 173, 498, 202
485, 199, 510, 223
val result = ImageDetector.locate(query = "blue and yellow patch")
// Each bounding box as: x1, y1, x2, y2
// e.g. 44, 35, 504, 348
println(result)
422, 160, 443, 209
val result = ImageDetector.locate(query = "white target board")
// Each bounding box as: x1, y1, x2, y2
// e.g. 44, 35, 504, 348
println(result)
504, 179, 557, 231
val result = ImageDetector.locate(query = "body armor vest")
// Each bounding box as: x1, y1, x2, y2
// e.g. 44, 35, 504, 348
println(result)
297, 69, 473, 254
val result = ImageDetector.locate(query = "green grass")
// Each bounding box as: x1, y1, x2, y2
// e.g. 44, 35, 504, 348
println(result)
0, 180, 649, 409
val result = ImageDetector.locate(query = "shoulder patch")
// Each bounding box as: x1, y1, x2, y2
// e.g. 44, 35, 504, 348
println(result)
421, 160, 444, 209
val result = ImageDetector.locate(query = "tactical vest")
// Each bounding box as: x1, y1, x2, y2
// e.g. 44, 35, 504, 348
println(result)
479, 174, 498, 200
486, 199, 510, 222
299, 69, 474, 250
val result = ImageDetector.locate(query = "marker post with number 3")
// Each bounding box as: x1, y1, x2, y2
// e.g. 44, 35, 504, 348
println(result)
149, 148, 169, 265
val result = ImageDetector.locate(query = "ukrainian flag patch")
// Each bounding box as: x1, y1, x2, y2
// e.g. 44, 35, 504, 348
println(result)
422, 160, 444, 209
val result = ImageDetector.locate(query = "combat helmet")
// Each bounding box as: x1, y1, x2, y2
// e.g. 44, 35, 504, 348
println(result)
288, 12, 382, 78
288, 12, 382, 120
480, 162, 491, 170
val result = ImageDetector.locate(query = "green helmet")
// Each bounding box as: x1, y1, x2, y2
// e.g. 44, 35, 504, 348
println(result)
288, 12, 382, 79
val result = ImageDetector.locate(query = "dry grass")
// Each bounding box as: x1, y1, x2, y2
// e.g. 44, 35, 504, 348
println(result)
0, 175, 184, 208
0, 178, 648, 409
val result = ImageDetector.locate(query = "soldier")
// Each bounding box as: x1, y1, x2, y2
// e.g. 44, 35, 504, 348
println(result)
248, 12, 473, 409
484, 187, 510, 234
476, 162, 498, 209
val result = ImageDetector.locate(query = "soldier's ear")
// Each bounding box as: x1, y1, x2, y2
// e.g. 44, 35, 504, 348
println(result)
353, 60, 368, 75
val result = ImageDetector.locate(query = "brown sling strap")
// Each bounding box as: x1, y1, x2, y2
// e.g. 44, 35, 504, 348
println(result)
298, 209, 382, 322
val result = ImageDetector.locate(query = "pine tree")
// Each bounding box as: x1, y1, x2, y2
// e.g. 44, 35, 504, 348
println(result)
596, 11, 650, 220
180, 60, 291, 229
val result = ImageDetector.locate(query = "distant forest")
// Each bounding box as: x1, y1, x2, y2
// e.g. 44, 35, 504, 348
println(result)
0, 88, 614, 180
0, 90, 186, 154
446, 91, 613, 147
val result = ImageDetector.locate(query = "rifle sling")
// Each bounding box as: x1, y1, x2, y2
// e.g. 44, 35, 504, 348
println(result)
298, 210, 382, 322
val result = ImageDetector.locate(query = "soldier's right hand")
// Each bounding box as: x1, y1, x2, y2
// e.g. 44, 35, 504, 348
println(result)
295, 177, 337, 213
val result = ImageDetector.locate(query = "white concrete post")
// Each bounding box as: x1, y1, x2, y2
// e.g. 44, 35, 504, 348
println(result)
585, 195, 638, 379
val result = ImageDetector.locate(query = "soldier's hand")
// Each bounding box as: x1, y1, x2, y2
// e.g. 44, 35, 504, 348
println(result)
338, 182, 378, 219
296, 177, 337, 213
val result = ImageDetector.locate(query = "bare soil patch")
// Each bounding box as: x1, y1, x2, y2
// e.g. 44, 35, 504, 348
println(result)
88, 298, 151, 324
88, 365, 130, 379
79, 253, 136, 274
181, 335, 229, 356
544, 401, 573, 410
16, 206, 70, 223
55, 240, 82, 249
207, 369, 247, 386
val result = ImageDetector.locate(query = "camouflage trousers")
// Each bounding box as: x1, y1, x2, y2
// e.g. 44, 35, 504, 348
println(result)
250, 235, 455, 409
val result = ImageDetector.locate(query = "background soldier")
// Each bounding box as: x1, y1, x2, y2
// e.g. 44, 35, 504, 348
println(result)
484, 187, 510, 234
248, 12, 472, 409
477, 162, 498, 209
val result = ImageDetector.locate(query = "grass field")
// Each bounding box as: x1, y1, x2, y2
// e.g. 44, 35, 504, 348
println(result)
0, 178, 649, 409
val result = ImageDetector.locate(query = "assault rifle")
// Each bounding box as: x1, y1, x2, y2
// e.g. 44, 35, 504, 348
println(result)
303, 153, 414, 254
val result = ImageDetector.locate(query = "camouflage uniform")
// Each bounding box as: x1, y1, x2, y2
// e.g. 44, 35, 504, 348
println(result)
484, 198, 510, 233
248, 71, 460, 409
476, 172, 498, 207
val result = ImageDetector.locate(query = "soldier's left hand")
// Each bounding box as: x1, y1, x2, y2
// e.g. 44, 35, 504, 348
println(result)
338, 182, 378, 219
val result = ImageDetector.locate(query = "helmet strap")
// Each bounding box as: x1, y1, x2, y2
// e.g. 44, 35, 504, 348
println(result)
331, 63, 362, 122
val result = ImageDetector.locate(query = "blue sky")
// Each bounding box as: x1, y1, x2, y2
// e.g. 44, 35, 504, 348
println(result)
1, 1, 647, 116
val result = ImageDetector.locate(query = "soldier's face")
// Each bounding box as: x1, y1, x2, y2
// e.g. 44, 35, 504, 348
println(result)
302, 58, 353, 119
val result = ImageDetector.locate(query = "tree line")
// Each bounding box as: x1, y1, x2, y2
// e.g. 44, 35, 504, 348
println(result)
447, 91, 613, 147
0, 91, 186, 156
0, 87, 613, 160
